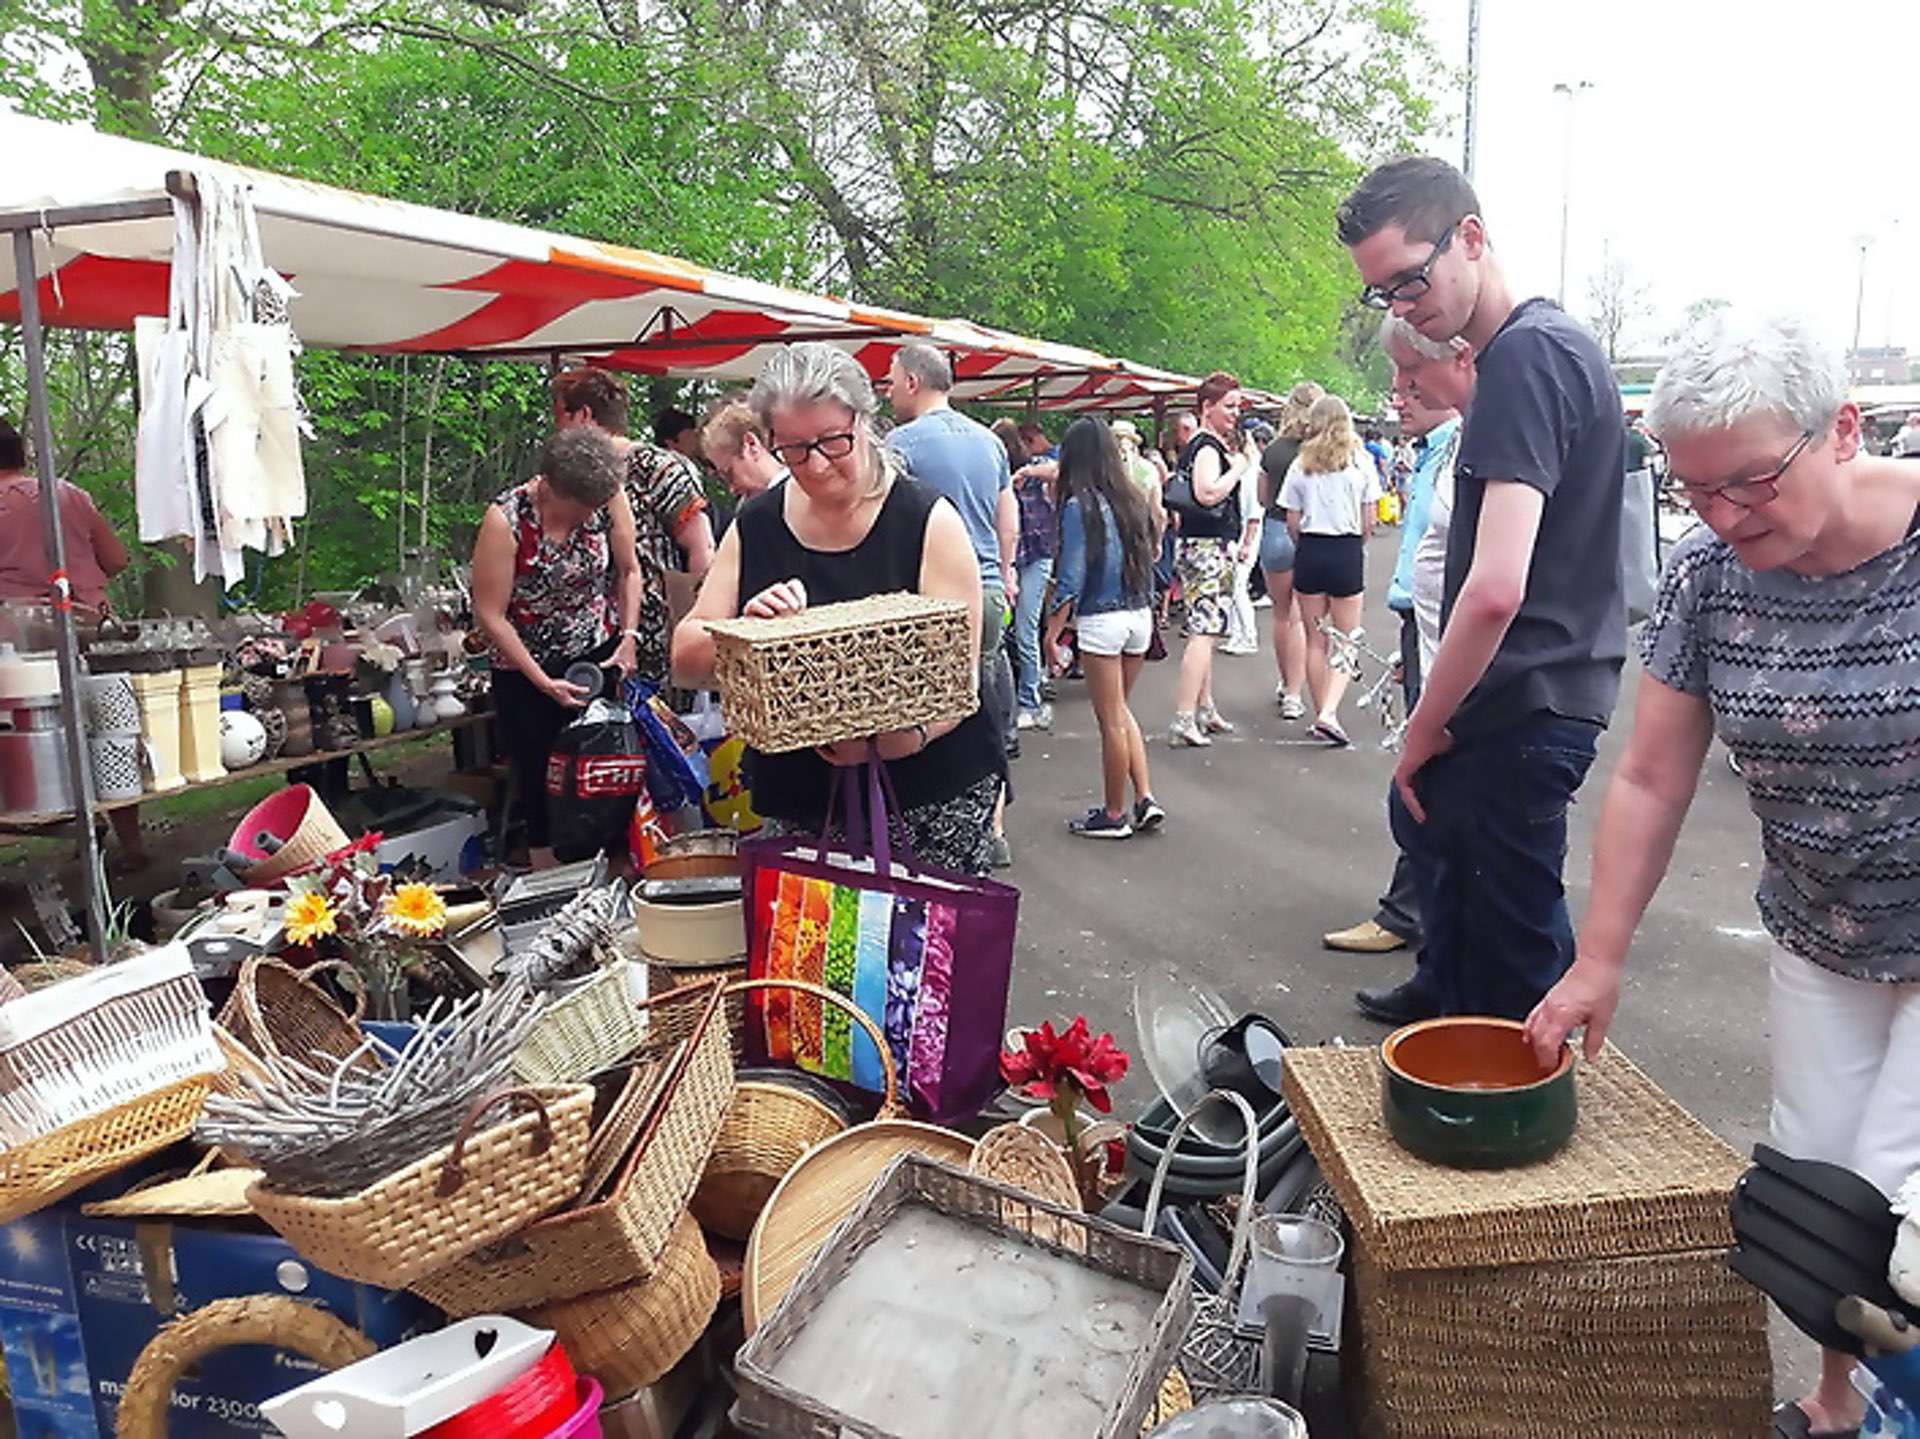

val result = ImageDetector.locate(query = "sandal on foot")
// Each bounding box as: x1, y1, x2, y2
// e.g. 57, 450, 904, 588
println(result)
1312, 720, 1350, 748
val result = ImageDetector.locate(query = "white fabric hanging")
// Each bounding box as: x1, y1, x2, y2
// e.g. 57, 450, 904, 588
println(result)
133, 171, 308, 588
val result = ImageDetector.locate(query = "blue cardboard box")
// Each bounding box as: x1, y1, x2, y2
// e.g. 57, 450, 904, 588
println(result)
0, 1201, 436, 1438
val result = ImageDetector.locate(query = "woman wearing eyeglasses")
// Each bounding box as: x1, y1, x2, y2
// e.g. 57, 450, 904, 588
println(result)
1525, 313, 1920, 1439
671, 343, 1003, 875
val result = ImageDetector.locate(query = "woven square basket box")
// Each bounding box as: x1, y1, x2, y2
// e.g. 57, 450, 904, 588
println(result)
1281, 1045, 1771, 1439
705, 593, 977, 754
734, 1153, 1193, 1439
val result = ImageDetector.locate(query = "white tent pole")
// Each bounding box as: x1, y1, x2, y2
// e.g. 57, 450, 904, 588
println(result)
12, 228, 108, 960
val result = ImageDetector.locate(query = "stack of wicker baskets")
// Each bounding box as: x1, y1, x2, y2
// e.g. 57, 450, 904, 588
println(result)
1282, 1044, 1772, 1438
412, 979, 736, 1403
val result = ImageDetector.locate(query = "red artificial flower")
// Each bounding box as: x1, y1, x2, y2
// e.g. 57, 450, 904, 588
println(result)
999, 1016, 1131, 1114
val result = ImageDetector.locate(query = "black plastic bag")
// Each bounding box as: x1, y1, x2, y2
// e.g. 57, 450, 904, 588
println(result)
546, 698, 647, 862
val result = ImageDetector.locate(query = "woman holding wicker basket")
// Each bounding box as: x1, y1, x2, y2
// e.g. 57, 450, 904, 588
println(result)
672, 343, 1003, 875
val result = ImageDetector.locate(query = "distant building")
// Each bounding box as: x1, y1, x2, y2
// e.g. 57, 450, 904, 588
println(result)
1849, 346, 1911, 385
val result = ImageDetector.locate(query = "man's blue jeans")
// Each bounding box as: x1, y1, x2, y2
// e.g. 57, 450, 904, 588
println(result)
1388, 715, 1600, 1020
1014, 557, 1053, 714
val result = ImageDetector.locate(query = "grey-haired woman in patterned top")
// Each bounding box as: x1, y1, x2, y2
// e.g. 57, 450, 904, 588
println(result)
1525, 312, 1920, 1439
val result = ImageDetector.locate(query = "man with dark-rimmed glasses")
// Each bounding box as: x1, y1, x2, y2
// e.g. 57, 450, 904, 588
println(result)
1335, 155, 1628, 1026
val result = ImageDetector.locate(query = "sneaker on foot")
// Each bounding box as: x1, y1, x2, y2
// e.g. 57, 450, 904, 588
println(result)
1016, 709, 1037, 731
1199, 705, 1235, 735
1278, 692, 1306, 721
1069, 807, 1134, 839
1035, 702, 1054, 731
1133, 796, 1167, 832
987, 834, 1014, 869
1169, 713, 1211, 748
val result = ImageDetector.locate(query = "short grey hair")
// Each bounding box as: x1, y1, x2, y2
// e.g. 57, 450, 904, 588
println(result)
894, 341, 953, 392
540, 425, 623, 508
1647, 312, 1845, 440
751, 343, 878, 428
1379, 313, 1465, 363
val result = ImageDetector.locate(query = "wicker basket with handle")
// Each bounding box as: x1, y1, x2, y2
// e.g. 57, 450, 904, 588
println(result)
704, 592, 977, 753
689, 977, 899, 1241
215, 957, 376, 1081
520, 1209, 720, 1402
0, 1074, 214, 1225
408, 980, 734, 1315
246, 1083, 595, 1288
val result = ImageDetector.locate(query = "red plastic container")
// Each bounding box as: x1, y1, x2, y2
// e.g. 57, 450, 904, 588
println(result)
419, 1341, 579, 1439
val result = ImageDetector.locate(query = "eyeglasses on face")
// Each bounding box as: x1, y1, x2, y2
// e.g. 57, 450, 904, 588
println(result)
769, 431, 857, 468
1361, 222, 1458, 310
1674, 430, 1815, 510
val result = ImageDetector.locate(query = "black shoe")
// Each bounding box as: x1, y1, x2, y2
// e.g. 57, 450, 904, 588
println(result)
1354, 979, 1442, 1026
1133, 795, 1166, 832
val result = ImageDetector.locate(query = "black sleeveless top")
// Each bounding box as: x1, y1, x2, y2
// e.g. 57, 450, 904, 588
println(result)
733, 470, 1002, 825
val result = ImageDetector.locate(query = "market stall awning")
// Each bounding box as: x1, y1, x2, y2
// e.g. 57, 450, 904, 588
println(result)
0, 111, 1252, 414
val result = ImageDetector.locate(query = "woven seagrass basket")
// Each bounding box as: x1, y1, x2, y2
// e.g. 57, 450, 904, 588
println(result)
216, 957, 377, 1081
408, 981, 733, 1315
705, 592, 977, 753
247, 1083, 595, 1289
520, 1209, 720, 1402
1282, 1044, 1771, 1439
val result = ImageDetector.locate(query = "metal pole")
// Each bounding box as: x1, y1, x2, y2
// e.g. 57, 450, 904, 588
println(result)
12, 229, 108, 961
1852, 237, 1872, 359
1553, 81, 1591, 307
1462, 0, 1482, 183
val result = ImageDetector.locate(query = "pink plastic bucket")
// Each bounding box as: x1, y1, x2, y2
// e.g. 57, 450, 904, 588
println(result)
545, 1377, 604, 1439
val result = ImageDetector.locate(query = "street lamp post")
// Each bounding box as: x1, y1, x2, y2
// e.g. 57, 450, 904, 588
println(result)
1851, 233, 1873, 359
1463, 0, 1483, 182
1553, 80, 1593, 307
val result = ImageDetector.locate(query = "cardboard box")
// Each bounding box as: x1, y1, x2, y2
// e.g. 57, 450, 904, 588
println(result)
0, 1204, 436, 1439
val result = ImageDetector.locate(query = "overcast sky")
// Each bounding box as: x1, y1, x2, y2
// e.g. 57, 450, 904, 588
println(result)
1406, 0, 1915, 357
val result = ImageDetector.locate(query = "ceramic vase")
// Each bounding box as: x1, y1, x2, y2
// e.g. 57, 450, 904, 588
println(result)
429, 672, 466, 721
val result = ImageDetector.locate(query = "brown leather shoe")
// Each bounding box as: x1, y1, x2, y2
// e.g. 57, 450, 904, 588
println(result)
1322, 920, 1409, 953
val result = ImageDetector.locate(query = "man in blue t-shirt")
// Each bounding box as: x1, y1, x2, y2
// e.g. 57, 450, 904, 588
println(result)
886, 341, 1018, 865
1340, 155, 1627, 1024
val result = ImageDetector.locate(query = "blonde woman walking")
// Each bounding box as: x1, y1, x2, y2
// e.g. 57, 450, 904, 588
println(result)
1279, 394, 1380, 746
1258, 381, 1322, 718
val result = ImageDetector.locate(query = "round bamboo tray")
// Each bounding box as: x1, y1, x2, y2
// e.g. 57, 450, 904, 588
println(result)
741, 1118, 974, 1332
690, 978, 900, 1241
114, 1295, 374, 1439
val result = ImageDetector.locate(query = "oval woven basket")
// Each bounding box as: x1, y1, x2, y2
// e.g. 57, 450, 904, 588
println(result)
0, 1075, 213, 1226
689, 977, 898, 1242
521, 1209, 720, 1402
114, 1295, 374, 1439
215, 957, 375, 1081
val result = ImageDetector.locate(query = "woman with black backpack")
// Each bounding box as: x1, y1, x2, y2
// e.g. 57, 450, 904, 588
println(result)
1166, 371, 1262, 748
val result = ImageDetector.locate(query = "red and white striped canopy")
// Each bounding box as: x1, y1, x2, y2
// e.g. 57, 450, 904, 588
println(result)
0, 112, 1263, 414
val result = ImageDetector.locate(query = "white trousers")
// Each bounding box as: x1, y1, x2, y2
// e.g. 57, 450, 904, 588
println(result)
1770, 946, 1920, 1199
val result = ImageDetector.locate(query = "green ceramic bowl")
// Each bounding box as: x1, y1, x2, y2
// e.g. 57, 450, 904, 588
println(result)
1380, 1017, 1576, 1169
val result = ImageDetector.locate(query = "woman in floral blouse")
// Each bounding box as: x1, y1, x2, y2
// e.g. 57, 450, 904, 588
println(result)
472, 425, 642, 868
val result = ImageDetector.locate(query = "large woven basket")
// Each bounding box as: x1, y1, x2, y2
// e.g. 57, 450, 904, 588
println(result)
521, 1210, 720, 1402
0, 1074, 213, 1225
641, 961, 746, 1061
705, 592, 977, 753
114, 1295, 374, 1439
247, 1084, 595, 1288
215, 957, 376, 1081
409, 981, 733, 1315
513, 961, 645, 1085
689, 978, 896, 1241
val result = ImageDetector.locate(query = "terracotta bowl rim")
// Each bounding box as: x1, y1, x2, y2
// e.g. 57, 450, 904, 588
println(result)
1379, 1015, 1573, 1095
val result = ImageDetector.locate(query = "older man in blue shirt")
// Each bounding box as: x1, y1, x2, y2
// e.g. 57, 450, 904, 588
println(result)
1323, 342, 1460, 955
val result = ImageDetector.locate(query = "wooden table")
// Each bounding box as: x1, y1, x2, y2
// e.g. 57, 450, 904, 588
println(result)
0, 711, 493, 832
